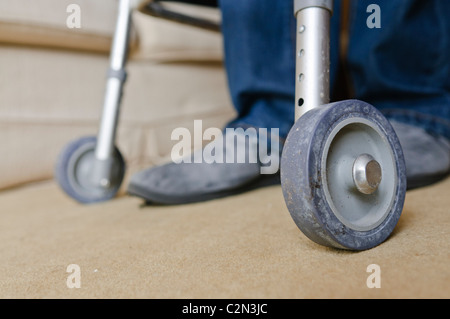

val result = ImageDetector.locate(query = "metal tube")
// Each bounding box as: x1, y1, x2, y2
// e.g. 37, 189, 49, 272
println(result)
294, 5, 331, 121
110, 0, 132, 71
95, 0, 132, 161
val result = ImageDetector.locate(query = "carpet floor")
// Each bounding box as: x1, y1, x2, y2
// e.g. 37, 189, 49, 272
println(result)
1, 177, 449, 299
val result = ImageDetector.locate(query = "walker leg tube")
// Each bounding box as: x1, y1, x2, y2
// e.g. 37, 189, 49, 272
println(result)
294, 0, 333, 121
92, 0, 132, 187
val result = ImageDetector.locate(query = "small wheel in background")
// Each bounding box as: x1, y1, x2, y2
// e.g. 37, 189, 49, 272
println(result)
281, 100, 407, 250
55, 136, 126, 204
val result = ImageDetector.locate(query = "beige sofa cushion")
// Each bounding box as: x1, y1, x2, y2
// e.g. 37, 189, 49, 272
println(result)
132, 2, 223, 62
0, 0, 223, 61
0, 1, 228, 190
0, 44, 234, 191
0, 0, 118, 53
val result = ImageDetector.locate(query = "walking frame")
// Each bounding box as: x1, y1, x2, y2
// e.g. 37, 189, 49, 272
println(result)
56, 0, 406, 251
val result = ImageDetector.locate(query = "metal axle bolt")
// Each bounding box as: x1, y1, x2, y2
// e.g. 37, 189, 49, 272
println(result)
353, 154, 382, 195
100, 178, 111, 188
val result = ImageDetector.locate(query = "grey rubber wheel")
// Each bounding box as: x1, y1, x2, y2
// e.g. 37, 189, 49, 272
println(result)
281, 100, 407, 250
55, 136, 126, 204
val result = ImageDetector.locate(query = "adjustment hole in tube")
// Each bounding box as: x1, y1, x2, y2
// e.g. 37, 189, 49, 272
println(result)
298, 98, 304, 107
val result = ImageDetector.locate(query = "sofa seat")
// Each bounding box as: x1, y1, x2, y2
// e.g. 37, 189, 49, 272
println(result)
0, 0, 234, 191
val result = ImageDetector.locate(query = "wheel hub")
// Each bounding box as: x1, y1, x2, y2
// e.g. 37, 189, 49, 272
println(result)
353, 154, 382, 195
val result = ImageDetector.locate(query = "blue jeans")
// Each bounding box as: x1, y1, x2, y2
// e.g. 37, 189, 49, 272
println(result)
219, 0, 450, 140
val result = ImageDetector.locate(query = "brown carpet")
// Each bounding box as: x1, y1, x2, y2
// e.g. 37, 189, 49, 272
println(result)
1, 176, 449, 299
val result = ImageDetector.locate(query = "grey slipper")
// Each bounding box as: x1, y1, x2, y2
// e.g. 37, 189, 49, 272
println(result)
128, 161, 280, 205
389, 121, 450, 189
127, 131, 281, 205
